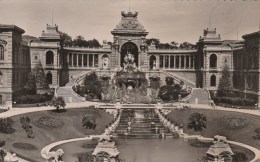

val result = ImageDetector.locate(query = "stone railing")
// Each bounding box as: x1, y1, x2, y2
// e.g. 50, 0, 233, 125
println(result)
104, 109, 122, 135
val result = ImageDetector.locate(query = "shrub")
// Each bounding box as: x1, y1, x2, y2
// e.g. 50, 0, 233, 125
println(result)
0, 117, 15, 134
214, 97, 255, 106
254, 127, 260, 139
187, 113, 207, 132
15, 94, 53, 104
77, 152, 93, 162
82, 114, 96, 130
51, 96, 66, 111
20, 116, 34, 138
232, 151, 248, 162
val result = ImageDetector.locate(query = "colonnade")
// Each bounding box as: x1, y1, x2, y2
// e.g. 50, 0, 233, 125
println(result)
158, 55, 195, 69
67, 53, 99, 67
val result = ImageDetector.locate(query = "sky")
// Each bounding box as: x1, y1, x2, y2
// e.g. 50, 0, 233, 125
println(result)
0, 0, 259, 44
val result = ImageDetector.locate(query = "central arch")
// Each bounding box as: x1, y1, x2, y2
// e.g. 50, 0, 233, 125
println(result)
120, 42, 139, 67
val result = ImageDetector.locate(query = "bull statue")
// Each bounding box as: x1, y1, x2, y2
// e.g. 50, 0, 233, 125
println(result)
43, 149, 64, 162
98, 133, 112, 143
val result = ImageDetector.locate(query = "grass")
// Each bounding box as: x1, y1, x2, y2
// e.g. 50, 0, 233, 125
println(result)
0, 108, 113, 161
166, 109, 260, 151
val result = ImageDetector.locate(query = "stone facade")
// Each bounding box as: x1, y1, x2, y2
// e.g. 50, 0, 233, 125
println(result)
0, 11, 260, 107
0, 25, 30, 107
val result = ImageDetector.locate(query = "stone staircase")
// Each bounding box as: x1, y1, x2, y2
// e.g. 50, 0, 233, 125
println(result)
184, 88, 210, 104
56, 87, 83, 103
114, 109, 172, 139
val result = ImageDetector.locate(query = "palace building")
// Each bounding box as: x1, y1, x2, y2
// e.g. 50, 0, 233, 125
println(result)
0, 11, 259, 107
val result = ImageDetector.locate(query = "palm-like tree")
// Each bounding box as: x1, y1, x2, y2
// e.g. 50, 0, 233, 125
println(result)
51, 96, 66, 111
187, 113, 207, 132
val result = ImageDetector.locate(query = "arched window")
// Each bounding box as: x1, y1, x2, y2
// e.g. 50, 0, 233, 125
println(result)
210, 54, 217, 68
149, 55, 156, 70
0, 45, 4, 60
210, 75, 216, 86
46, 51, 54, 65
46, 73, 52, 84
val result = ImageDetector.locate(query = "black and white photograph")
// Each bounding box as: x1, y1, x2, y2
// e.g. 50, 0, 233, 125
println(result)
0, 0, 260, 161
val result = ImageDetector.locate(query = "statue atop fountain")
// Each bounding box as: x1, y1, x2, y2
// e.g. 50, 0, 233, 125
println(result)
123, 52, 137, 72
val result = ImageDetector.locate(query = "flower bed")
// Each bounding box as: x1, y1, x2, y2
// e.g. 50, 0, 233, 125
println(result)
222, 116, 249, 129
37, 117, 64, 128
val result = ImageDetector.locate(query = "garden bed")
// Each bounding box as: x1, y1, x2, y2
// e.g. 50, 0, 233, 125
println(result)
0, 108, 113, 161
166, 109, 260, 151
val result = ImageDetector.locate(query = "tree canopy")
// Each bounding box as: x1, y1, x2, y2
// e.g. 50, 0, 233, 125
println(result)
217, 64, 234, 97
25, 61, 50, 95
146, 38, 195, 50
59, 32, 101, 48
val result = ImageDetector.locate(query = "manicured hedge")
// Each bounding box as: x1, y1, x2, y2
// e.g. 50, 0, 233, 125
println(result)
15, 94, 53, 104
213, 97, 255, 106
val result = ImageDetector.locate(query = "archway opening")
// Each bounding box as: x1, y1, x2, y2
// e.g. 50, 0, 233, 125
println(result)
210, 75, 216, 86
149, 55, 156, 70
46, 51, 54, 65
210, 54, 217, 68
46, 73, 52, 84
120, 42, 139, 67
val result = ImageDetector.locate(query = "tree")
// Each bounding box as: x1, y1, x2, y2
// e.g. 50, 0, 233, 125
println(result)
84, 73, 102, 100
179, 42, 196, 49
59, 32, 73, 46
158, 83, 181, 101
170, 41, 179, 49
51, 96, 66, 111
217, 64, 234, 97
24, 72, 36, 94
187, 113, 207, 132
146, 38, 160, 47
33, 61, 50, 94
72, 36, 101, 48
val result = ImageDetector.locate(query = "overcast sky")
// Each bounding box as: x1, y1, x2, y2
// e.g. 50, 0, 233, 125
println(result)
0, 0, 259, 44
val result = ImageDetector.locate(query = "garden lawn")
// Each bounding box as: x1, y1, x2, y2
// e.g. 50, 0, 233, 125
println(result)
0, 108, 113, 162
166, 109, 260, 150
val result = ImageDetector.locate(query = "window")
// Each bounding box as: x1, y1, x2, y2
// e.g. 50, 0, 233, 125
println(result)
0, 45, 4, 60
210, 75, 216, 86
210, 54, 217, 68
46, 73, 52, 84
46, 51, 54, 65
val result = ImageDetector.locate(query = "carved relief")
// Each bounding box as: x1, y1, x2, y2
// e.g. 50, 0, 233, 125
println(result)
122, 20, 138, 29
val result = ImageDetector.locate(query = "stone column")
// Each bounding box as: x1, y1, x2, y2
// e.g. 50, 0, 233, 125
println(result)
163, 55, 165, 69
184, 55, 187, 69
168, 55, 171, 69
174, 55, 176, 69
72, 54, 74, 67
87, 54, 89, 67
93, 54, 95, 67
76, 54, 79, 67
192, 57, 195, 69
81, 54, 84, 67
179, 55, 181, 69
189, 56, 191, 69
67, 53, 69, 66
